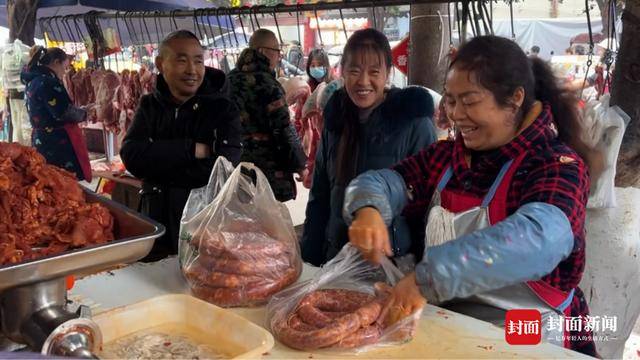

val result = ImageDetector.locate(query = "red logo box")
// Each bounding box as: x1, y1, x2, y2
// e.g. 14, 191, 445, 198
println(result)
505, 309, 542, 345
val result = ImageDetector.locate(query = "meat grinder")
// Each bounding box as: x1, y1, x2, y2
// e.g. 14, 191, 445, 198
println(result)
0, 277, 101, 358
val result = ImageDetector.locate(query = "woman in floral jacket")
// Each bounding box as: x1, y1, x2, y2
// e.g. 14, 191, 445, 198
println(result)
21, 46, 90, 181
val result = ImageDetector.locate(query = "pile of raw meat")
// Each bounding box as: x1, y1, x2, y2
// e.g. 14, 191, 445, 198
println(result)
63, 66, 156, 134
0, 142, 115, 265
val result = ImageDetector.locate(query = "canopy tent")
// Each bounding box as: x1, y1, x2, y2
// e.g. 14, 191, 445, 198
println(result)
449, 17, 605, 60
0, 0, 233, 45
491, 17, 604, 59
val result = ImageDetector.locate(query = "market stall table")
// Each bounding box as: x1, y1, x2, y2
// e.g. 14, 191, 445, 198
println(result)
92, 170, 142, 211
92, 170, 142, 190
69, 257, 589, 359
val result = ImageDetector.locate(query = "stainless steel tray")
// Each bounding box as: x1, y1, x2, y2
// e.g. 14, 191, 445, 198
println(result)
0, 191, 165, 292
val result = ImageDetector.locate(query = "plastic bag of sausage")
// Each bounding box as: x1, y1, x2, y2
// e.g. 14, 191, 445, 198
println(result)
266, 244, 423, 352
179, 157, 302, 307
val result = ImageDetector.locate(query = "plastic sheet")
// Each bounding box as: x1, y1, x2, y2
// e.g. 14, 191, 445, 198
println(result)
580, 94, 629, 208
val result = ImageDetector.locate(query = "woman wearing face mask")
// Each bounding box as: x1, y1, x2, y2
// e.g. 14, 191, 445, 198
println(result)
306, 48, 333, 92
300, 28, 437, 267
21, 46, 91, 181
343, 36, 598, 357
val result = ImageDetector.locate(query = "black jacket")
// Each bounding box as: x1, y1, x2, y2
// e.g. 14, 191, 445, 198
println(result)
301, 86, 437, 266
120, 67, 242, 258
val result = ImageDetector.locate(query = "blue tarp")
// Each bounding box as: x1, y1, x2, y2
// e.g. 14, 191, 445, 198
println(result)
0, 0, 233, 45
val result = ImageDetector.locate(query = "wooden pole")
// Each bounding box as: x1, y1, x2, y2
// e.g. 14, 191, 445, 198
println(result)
408, 3, 449, 92
612, 0, 640, 187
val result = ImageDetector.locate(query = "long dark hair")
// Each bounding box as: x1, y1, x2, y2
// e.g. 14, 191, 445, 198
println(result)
28, 46, 68, 69
306, 48, 332, 87
335, 28, 392, 186
449, 35, 599, 174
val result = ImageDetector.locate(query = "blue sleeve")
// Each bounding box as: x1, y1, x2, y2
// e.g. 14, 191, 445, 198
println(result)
406, 115, 437, 155
342, 169, 409, 227
415, 202, 574, 303
300, 128, 331, 266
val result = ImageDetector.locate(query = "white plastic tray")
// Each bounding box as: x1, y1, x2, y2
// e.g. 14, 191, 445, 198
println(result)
93, 294, 274, 359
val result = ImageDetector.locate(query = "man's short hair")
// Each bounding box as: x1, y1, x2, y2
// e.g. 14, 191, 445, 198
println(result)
249, 29, 278, 49
158, 30, 202, 57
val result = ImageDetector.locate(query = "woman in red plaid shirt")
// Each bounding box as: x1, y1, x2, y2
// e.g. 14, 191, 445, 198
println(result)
343, 36, 598, 356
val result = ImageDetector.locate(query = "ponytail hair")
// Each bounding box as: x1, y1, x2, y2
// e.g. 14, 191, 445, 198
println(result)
529, 57, 604, 178
28, 45, 68, 69
450, 35, 601, 175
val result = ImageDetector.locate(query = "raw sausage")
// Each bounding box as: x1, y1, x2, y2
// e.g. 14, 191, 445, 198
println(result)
184, 222, 301, 307
191, 266, 299, 307
183, 263, 263, 288
196, 254, 291, 276
272, 289, 388, 350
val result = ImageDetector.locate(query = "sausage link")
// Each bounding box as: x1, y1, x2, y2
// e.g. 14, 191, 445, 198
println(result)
196, 254, 291, 276
336, 324, 382, 348
273, 312, 362, 350
193, 231, 288, 258
274, 289, 386, 350
183, 263, 262, 288
191, 266, 299, 307
296, 289, 375, 327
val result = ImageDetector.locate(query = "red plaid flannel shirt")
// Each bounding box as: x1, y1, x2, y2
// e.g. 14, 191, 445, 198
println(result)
393, 104, 597, 356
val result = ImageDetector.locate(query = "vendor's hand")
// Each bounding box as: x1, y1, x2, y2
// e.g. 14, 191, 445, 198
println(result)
195, 143, 211, 159
348, 207, 392, 264
379, 272, 426, 330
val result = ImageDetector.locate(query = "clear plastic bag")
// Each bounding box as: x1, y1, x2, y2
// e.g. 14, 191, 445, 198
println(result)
179, 157, 302, 307
266, 244, 423, 352
580, 94, 630, 209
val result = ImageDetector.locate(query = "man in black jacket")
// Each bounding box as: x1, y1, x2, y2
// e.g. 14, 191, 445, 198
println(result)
120, 30, 242, 260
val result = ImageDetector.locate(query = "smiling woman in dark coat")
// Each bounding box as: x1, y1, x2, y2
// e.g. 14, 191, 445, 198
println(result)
300, 29, 437, 266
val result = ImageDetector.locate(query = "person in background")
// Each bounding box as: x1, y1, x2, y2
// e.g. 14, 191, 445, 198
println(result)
306, 48, 334, 93
287, 40, 304, 71
300, 28, 437, 266
21, 46, 91, 181
298, 78, 344, 189
574, 45, 586, 55
228, 29, 306, 202
530, 45, 541, 58
343, 35, 598, 357
121, 30, 242, 261
294, 49, 338, 188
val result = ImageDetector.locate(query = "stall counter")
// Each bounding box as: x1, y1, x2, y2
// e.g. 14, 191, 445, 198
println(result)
70, 257, 588, 359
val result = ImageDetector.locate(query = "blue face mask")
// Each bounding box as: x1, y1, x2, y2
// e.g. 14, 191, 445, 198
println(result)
309, 66, 327, 81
